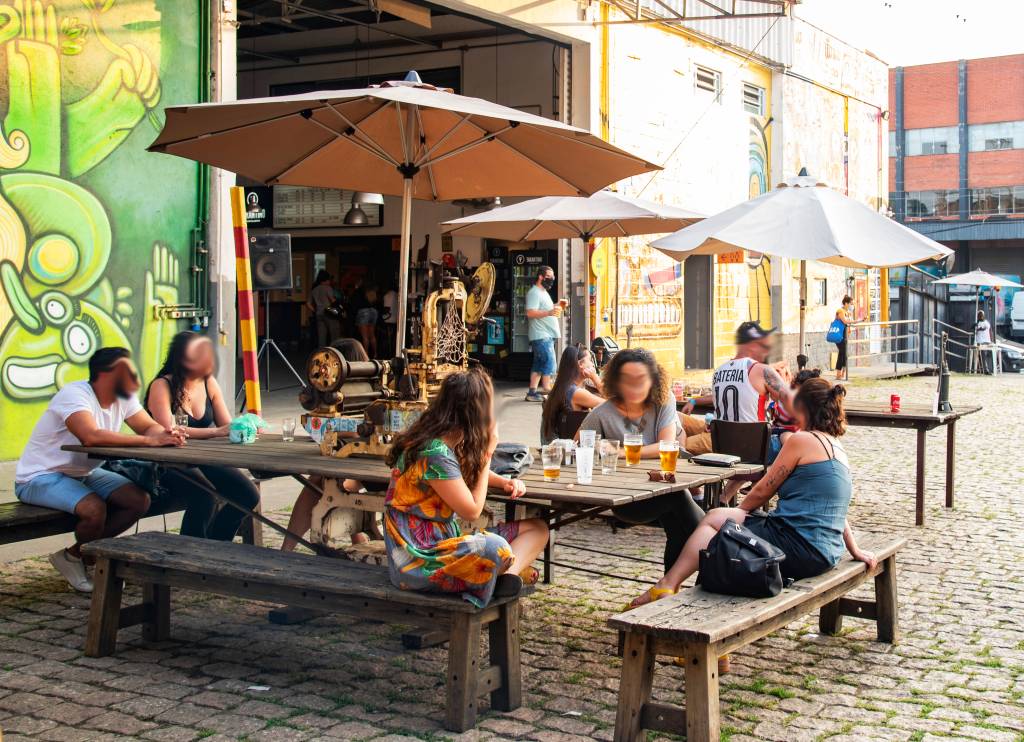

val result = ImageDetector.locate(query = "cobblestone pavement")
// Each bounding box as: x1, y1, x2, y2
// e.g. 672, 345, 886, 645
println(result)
2, 374, 1023, 741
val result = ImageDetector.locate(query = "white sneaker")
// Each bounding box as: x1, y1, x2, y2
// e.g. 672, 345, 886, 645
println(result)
49, 549, 93, 592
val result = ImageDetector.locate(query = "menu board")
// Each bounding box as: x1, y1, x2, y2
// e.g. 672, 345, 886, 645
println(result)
272, 186, 382, 228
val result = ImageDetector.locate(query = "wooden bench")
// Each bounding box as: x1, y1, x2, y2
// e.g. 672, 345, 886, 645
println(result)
608, 533, 905, 742
0, 492, 262, 548
81, 532, 525, 732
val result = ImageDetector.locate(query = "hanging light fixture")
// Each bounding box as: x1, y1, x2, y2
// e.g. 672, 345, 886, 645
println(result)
344, 191, 384, 225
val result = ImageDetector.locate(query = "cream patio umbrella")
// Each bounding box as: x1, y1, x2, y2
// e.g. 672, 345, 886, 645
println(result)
149, 72, 659, 354
650, 173, 954, 351
932, 269, 1023, 338
442, 191, 703, 340
441, 190, 705, 241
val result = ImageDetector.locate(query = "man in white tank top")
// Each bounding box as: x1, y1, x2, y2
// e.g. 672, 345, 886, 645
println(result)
683, 322, 794, 503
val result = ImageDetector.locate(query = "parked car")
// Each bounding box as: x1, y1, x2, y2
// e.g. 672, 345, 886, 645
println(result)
999, 340, 1024, 373
1011, 292, 1024, 340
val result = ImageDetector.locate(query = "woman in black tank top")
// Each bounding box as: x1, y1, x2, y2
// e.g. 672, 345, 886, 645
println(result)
144, 332, 260, 541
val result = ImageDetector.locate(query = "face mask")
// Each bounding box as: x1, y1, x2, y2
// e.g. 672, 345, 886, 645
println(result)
541, 277, 554, 290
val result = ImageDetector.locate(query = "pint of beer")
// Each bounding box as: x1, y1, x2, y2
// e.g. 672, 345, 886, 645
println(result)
623, 434, 643, 466
659, 439, 679, 473
541, 444, 561, 482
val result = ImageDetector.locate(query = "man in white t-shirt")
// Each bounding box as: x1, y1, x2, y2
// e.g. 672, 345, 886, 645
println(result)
975, 310, 993, 374
525, 265, 562, 402
15, 347, 185, 591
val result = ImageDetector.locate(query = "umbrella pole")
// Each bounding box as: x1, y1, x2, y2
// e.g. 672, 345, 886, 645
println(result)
798, 259, 807, 362
396, 177, 414, 357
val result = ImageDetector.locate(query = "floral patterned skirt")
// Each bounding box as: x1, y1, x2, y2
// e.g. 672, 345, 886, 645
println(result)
384, 512, 521, 608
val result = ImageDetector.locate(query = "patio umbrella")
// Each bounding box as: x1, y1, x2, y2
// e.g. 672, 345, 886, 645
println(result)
149, 72, 659, 354
441, 190, 704, 241
650, 174, 953, 351
932, 270, 1023, 337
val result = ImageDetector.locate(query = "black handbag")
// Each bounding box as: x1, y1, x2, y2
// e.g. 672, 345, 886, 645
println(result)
697, 518, 787, 598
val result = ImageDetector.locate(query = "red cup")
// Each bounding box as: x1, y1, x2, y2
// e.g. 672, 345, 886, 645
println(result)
890, 394, 901, 413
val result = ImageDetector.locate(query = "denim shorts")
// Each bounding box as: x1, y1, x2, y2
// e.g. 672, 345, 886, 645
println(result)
355, 307, 378, 326
743, 513, 833, 580
15, 469, 135, 514
530, 338, 556, 376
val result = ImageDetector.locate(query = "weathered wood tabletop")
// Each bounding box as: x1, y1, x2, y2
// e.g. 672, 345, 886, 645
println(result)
64, 436, 762, 510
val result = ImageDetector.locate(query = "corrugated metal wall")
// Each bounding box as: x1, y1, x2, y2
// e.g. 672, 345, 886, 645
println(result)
637, 0, 792, 66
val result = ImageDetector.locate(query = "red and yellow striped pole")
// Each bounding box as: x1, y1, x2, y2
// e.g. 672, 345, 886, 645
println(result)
230, 186, 261, 416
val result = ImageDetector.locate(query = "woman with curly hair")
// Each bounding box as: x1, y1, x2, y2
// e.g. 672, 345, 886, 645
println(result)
627, 377, 877, 609
578, 348, 701, 570
384, 367, 548, 606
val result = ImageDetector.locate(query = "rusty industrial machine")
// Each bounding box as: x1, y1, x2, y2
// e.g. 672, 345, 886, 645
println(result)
297, 262, 495, 555
299, 261, 495, 460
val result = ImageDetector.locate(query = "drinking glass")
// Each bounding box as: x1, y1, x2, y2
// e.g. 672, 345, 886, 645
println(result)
659, 439, 680, 473
578, 429, 596, 449
575, 445, 594, 485
541, 444, 562, 482
282, 417, 296, 442
174, 411, 189, 430
623, 434, 643, 466
600, 439, 620, 475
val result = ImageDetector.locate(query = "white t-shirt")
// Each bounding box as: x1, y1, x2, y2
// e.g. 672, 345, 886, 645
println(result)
975, 319, 991, 345
382, 290, 398, 325
16, 381, 143, 483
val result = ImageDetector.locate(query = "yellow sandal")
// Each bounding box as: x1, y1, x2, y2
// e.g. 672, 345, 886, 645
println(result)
623, 585, 678, 612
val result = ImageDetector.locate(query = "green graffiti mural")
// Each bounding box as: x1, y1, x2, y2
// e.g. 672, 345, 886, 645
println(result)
0, 0, 200, 459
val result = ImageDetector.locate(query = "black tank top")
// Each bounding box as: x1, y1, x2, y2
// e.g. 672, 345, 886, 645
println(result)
169, 376, 215, 429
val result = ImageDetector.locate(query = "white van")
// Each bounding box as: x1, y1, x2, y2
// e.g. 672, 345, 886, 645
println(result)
1012, 292, 1024, 339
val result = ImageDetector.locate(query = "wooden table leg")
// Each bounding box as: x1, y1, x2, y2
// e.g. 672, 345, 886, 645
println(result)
915, 427, 926, 526
875, 554, 899, 644
613, 632, 656, 742
682, 641, 720, 742
445, 612, 482, 732
945, 420, 956, 509
543, 508, 554, 585
818, 599, 843, 636
85, 557, 124, 657
141, 583, 170, 642
488, 601, 522, 712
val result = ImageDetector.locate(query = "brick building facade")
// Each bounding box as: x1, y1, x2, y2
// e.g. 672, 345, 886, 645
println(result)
889, 54, 1024, 331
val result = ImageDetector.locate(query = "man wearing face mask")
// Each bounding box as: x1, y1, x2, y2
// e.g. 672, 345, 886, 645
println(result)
14, 347, 185, 592
525, 265, 562, 402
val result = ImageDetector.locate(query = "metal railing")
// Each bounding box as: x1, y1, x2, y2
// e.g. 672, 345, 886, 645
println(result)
932, 319, 972, 363
846, 319, 921, 375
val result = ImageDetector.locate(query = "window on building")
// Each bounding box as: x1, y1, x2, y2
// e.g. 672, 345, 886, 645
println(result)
970, 186, 1023, 216
695, 65, 722, 99
968, 121, 1024, 152
742, 83, 765, 115
904, 127, 959, 156
888, 131, 898, 155
814, 278, 827, 306
904, 190, 959, 219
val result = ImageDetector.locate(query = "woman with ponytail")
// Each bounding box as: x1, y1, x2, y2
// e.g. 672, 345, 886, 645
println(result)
628, 376, 876, 609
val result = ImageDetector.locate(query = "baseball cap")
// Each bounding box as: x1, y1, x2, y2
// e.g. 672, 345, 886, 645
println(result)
735, 321, 776, 345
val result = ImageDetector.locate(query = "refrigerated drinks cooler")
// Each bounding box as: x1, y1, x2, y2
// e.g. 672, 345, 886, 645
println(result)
509, 248, 557, 381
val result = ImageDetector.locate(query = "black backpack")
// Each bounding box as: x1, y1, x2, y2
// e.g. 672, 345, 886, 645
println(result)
697, 519, 787, 598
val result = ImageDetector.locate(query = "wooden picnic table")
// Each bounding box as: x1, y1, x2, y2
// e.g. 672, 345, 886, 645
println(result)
678, 398, 982, 526
65, 436, 761, 582
843, 402, 981, 526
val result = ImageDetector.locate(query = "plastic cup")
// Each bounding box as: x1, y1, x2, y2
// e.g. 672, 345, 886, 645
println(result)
600, 439, 620, 475
575, 445, 594, 485
624, 434, 643, 466
659, 439, 680, 473
282, 417, 296, 442
541, 444, 562, 482
579, 430, 596, 449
